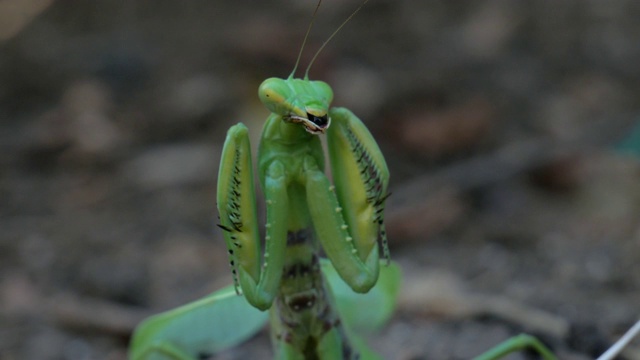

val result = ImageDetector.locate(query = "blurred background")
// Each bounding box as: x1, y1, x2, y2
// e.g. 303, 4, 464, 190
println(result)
1, 0, 640, 359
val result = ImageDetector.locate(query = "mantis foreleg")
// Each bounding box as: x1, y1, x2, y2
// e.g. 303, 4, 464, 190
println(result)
304, 155, 380, 292
217, 124, 288, 310
301, 107, 390, 294
327, 107, 390, 265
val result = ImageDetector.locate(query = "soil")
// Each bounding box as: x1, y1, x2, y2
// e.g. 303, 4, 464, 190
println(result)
1, 1, 639, 359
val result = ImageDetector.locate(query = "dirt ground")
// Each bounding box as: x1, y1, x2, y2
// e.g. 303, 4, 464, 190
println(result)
1, 1, 639, 359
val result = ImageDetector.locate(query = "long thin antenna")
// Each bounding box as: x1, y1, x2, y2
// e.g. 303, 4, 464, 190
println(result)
596, 319, 640, 360
289, 0, 323, 79
304, 0, 370, 79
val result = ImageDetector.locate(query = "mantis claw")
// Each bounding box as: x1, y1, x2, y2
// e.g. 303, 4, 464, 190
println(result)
217, 123, 288, 310
327, 107, 391, 267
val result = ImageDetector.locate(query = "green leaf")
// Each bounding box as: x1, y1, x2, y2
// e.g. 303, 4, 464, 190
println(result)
322, 259, 402, 333
129, 285, 268, 360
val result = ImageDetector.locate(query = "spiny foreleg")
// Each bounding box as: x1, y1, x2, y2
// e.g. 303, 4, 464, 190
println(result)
327, 107, 390, 265
304, 155, 380, 293
217, 123, 288, 310
307, 107, 390, 293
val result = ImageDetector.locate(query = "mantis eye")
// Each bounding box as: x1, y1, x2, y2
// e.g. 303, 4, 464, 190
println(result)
307, 113, 329, 127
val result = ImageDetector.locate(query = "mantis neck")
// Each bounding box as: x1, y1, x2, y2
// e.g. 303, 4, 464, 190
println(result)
279, 119, 313, 144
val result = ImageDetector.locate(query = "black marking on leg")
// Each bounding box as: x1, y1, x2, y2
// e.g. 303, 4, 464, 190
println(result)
225, 147, 245, 233
230, 267, 240, 295
345, 127, 387, 208
375, 192, 392, 206
380, 222, 390, 265
216, 224, 233, 232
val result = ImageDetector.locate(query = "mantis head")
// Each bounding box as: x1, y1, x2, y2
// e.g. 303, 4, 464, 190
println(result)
259, 77, 334, 135
256, 0, 368, 136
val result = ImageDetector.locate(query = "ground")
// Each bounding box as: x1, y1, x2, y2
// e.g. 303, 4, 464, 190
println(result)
1, 1, 639, 359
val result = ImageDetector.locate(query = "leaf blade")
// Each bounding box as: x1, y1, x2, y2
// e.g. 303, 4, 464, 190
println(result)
130, 285, 268, 360
322, 259, 401, 332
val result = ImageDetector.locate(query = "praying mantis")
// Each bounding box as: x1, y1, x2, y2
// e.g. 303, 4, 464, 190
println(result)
127, 1, 640, 359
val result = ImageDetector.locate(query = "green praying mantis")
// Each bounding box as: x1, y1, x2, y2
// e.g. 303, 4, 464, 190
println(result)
127, 1, 640, 359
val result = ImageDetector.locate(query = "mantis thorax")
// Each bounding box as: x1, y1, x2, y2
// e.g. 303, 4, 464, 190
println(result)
259, 77, 334, 135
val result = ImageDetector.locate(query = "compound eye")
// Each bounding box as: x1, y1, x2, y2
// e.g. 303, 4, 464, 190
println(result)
307, 113, 329, 127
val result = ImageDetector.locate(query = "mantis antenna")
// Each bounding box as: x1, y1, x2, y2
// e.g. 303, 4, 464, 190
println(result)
289, 0, 323, 79
304, 0, 371, 80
